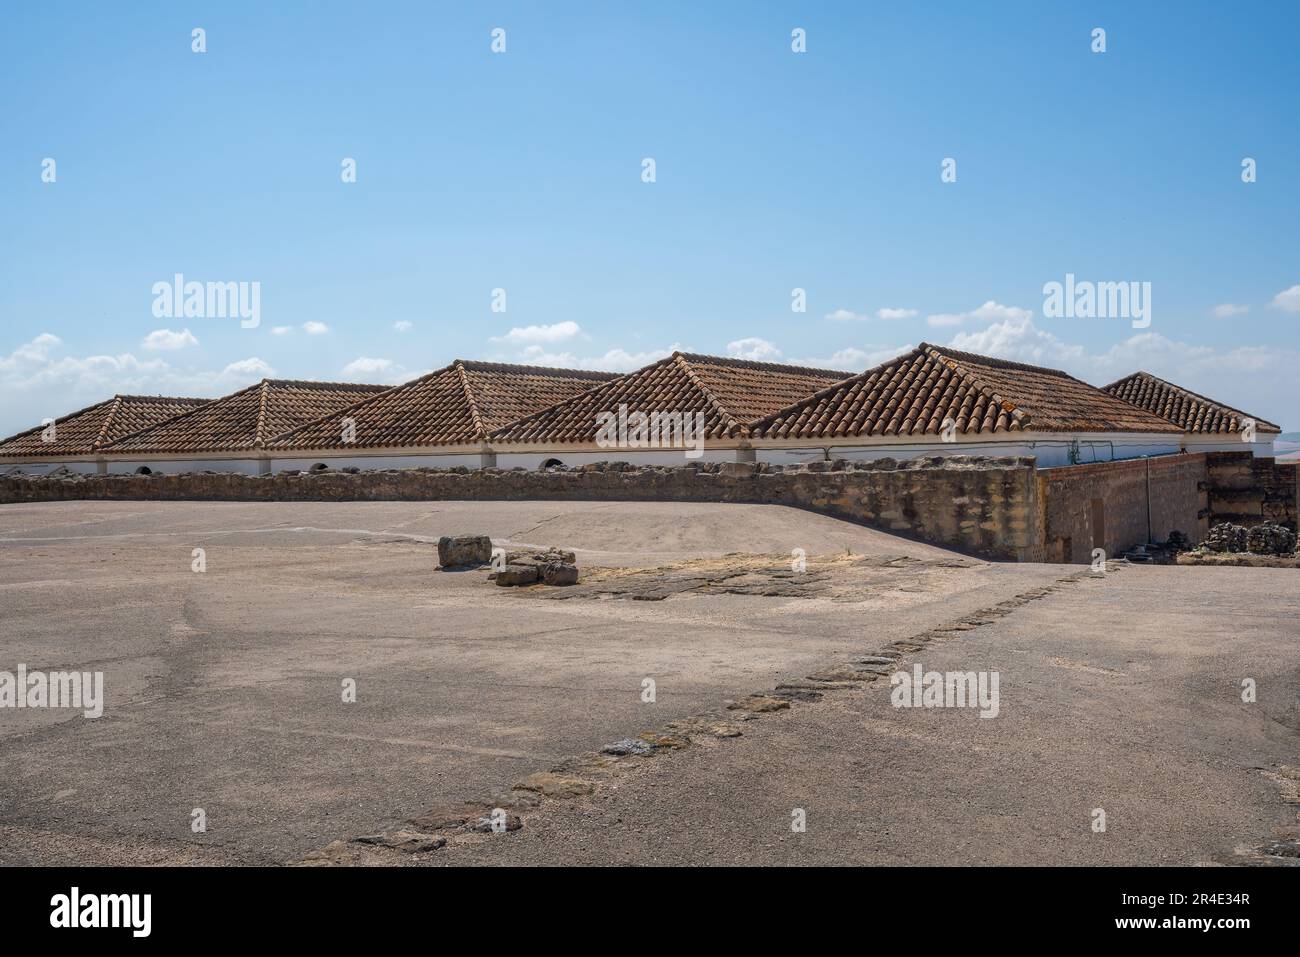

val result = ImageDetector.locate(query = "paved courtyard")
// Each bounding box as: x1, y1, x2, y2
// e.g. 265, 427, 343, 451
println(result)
0, 500, 1296, 866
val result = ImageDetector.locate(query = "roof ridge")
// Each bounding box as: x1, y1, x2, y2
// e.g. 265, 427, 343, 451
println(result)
454, 360, 490, 441
673, 352, 750, 437
675, 351, 851, 379
261, 377, 388, 390
111, 394, 209, 404
920, 342, 1074, 380
457, 359, 618, 380
253, 380, 272, 448
91, 396, 126, 450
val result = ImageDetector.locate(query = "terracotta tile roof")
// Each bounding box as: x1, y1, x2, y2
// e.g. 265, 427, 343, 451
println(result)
0, 395, 209, 457
1103, 371, 1281, 435
103, 380, 387, 454
489, 353, 852, 444
268, 361, 618, 451
748, 344, 1184, 440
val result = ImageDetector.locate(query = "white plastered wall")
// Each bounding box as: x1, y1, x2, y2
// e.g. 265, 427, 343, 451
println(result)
495, 449, 740, 469
1182, 434, 1276, 457
270, 452, 485, 473
0, 459, 100, 476
103, 458, 262, 476
754, 432, 1185, 469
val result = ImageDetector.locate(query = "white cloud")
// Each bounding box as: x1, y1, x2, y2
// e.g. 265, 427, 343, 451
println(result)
505, 343, 677, 373
827, 306, 928, 322
302, 321, 329, 335
1212, 303, 1249, 319
0, 333, 280, 436
946, 314, 1294, 425
789, 344, 913, 372
393, 320, 413, 332
490, 321, 582, 345
339, 357, 427, 384
1, 332, 62, 366
825, 309, 867, 322
0, 333, 170, 389
946, 314, 1081, 365
217, 357, 275, 381
927, 300, 1032, 328
727, 336, 909, 373
726, 337, 783, 362
1268, 284, 1300, 313
271, 326, 293, 335
342, 357, 395, 376
141, 328, 199, 351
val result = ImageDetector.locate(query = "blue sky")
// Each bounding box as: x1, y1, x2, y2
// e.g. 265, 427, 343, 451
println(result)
2, 0, 1297, 437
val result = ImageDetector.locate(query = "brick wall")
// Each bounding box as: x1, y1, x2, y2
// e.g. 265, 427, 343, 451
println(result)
1205, 451, 1298, 531
0, 456, 1041, 561
1035, 454, 1209, 564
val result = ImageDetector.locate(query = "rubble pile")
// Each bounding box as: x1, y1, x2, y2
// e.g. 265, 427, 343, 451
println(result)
1200, 521, 1296, 556
489, 547, 581, 588
1246, 523, 1296, 556
437, 536, 581, 586
1203, 523, 1248, 553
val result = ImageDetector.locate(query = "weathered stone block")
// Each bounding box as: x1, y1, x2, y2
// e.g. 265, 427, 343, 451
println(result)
437, 534, 493, 568
494, 563, 539, 586
540, 561, 579, 586
505, 547, 576, 566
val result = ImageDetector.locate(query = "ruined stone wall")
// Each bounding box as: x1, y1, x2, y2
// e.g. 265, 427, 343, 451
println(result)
1205, 451, 1298, 531
0, 456, 1041, 561
1035, 454, 1209, 563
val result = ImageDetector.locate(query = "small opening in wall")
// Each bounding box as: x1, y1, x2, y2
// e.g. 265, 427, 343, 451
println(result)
135, 466, 153, 476
540, 458, 565, 470
310, 462, 329, 472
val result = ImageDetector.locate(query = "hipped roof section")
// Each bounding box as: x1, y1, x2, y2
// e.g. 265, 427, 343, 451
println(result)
267, 360, 618, 451
748, 344, 1184, 440
0, 395, 209, 457
102, 380, 388, 454
1103, 371, 1281, 435
487, 352, 853, 444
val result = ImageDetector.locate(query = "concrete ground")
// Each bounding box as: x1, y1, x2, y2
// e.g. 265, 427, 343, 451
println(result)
0, 500, 1296, 866
443, 565, 1300, 866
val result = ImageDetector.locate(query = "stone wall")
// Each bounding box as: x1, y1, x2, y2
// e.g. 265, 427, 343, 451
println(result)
0, 456, 1042, 561
10, 452, 1287, 564
1205, 451, 1298, 531
1035, 454, 1210, 564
